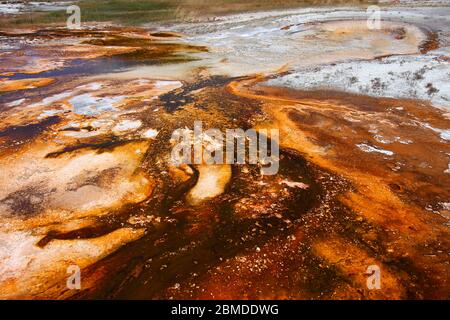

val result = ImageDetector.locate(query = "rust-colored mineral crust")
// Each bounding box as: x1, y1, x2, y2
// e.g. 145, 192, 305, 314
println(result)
0, 6, 449, 300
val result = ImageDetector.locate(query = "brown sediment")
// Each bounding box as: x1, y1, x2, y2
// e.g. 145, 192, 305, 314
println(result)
81, 35, 207, 55
150, 31, 183, 38
0, 28, 206, 77
68, 147, 327, 300
312, 237, 405, 299
0, 78, 55, 92
0, 134, 154, 298
226, 75, 450, 299
419, 30, 440, 54
62, 75, 447, 299
0, 116, 61, 150
0, 68, 448, 299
